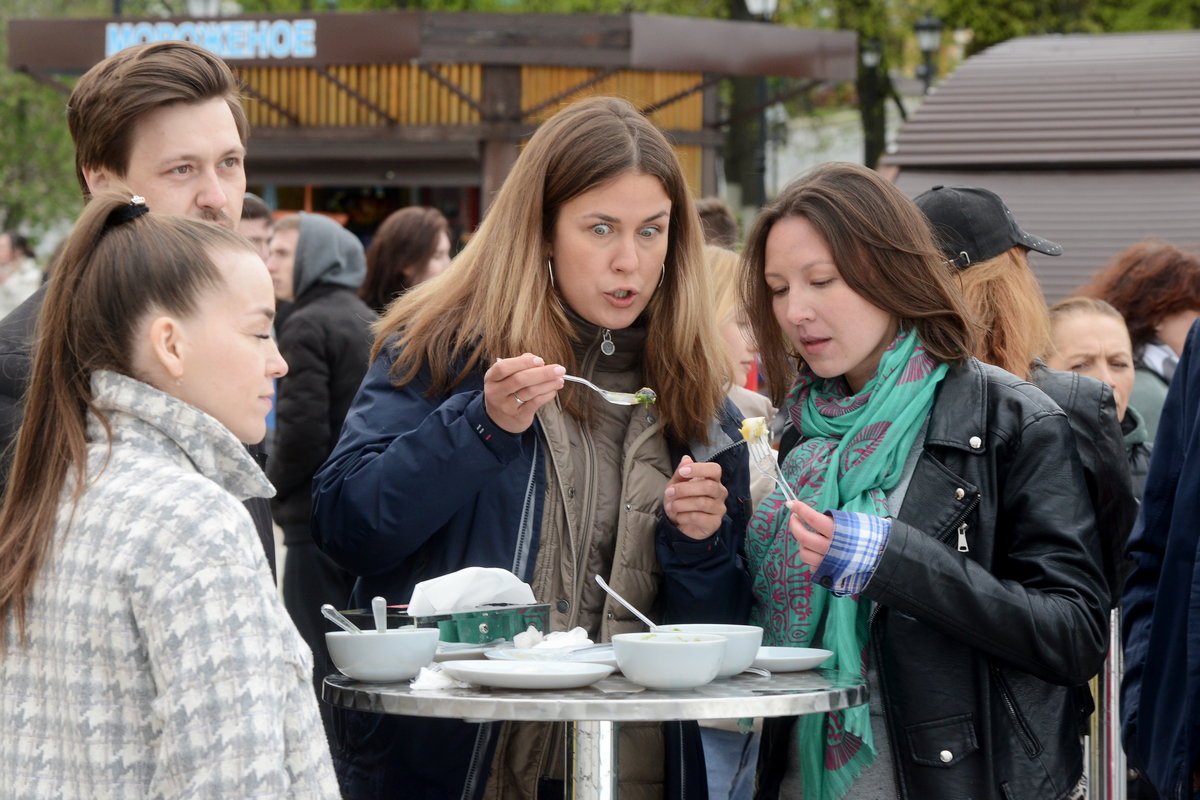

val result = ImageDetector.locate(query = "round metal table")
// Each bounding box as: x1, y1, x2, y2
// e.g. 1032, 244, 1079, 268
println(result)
324, 668, 867, 799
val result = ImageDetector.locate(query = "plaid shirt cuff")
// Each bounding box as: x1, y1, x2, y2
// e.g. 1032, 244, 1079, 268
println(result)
811, 509, 890, 597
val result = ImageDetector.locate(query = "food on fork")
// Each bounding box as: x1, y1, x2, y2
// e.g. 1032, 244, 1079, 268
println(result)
740, 416, 768, 442
634, 387, 658, 406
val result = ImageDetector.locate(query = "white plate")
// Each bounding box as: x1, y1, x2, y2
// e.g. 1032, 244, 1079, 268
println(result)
440, 660, 614, 689
752, 647, 833, 673
485, 645, 618, 668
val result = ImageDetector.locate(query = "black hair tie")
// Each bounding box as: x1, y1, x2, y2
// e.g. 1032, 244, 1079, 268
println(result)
103, 195, 149, 231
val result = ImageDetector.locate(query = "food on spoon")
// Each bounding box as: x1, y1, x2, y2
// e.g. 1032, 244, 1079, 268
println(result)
740, 416, 768, 442
634, 387, 658, 406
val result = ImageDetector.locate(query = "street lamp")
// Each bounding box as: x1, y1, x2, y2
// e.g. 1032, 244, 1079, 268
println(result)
860, 37, 882, 70
743, 0, 779, 205
743, 0, 779, 20
914, 12, 943, 94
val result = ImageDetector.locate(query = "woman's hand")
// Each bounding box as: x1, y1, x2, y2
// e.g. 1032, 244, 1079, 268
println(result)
484, 354, 566, 433
664, 455, 727, 540
787, 500, 834, 570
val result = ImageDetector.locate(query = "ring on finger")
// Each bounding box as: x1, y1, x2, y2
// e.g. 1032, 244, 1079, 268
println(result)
513, 393, 526, 406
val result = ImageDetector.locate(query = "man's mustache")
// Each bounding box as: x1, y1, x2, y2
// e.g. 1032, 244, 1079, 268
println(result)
200, 208, 235, 228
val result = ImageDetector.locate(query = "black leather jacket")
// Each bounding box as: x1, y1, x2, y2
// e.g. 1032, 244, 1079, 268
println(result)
1030, 362, 1138, 604
764, 359, 1109, 800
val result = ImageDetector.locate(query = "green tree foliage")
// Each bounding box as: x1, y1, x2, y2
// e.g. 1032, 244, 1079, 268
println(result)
0, 3, 83, 240
939, 0, 1106, 55
0, 54, 78, 237
1097, 0, 1200, 30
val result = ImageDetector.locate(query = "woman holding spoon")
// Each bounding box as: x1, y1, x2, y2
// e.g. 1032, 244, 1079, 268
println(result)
740, 163, 1107, 800
312, 96, 752, 800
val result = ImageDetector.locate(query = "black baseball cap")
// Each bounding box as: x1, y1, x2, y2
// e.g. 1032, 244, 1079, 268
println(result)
914, 185, 1063, 269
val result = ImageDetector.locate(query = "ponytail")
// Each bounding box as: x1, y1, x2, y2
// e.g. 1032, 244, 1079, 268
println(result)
0, 188, 247, 644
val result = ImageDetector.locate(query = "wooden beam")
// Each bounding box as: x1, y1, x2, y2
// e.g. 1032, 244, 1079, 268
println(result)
239, 82, 302, 127
480, 65, 523, 211
639, 74, 723, 117
521, 67, 622, 120
416, 64, 487, 119
312, 66, 398, 126
15, 67, 72, 97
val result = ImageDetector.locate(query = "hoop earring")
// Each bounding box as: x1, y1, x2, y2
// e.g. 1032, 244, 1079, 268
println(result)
546, 258, 555, 289
658, 263, 666, 288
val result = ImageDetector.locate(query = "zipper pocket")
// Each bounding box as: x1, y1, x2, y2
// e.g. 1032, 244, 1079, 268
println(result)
990, 663, 1040, 758
938, 495, 979, 551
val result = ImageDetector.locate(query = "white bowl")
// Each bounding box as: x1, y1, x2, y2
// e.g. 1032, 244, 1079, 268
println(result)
651, 623, 763, 677
326, 627, 439, 682
611, 632, 727, 690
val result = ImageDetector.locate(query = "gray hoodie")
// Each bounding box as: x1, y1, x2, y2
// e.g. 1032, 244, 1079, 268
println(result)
293, 212, 366, 300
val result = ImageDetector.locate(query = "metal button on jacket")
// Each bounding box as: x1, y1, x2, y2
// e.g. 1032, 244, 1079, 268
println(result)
968, 436, 982, 449
939, 749, 953, 763
556, 599, 570, 613
955, 487, 965, 500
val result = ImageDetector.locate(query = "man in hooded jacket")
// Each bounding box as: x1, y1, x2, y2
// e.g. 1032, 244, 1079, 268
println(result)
266, 212, 376, 744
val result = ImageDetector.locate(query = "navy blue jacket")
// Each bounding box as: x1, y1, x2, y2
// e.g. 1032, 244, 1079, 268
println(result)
311, 345, 752, 799
1122, 320, 1200, 800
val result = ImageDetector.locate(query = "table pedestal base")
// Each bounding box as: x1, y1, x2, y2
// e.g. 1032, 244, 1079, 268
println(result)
569, 720, 618, 799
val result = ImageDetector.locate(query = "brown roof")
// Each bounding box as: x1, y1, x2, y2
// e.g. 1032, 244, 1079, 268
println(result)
886, 31, 1200, 168
886, 31, 1200, 301
7, 11, 856, 80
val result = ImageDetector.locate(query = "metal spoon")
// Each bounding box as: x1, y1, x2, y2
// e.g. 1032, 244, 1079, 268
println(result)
321, 603, 362, 635
595, 575, 655, 629
563, 375, 657, 406
371, 596, 388, 634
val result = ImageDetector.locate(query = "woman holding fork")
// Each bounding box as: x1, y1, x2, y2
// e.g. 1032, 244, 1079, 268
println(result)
740, 163, 1108, 800
312, 96, 752, 800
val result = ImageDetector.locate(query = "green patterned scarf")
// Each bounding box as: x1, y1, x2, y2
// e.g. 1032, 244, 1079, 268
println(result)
746, 328, 946, 800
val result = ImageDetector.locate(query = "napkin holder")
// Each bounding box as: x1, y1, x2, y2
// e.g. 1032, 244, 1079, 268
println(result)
340, 602, 550, 645
413, 602, 550, 644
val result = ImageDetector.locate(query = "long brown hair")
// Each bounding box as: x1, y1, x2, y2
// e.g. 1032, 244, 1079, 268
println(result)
361, 207, 451, 313
1078, 239, 1200, 354
956, 248, 1051, 381
373, 96, 724, 444
705, 244, 744, 326
68, 41, 247, 196
741, 162, 977, 405
0, 189, 251, 643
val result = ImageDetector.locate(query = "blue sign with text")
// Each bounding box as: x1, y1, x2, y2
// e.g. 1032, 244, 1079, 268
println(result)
105, 19, 317, 60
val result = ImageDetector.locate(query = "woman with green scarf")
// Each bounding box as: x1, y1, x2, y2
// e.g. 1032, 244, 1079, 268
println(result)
741, 163, 1109, 800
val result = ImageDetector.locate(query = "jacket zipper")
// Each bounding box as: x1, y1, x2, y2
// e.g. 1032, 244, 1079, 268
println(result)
461, 722, 493, 800
990, 663, 1040, 757
868, 494, 979, 799
531, 335, 602, 788
679, 723, 687, 798
938, 496, 980, 552
573, 340, 602, 613
511, 453, 538, 580
703, 437, 748, 470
